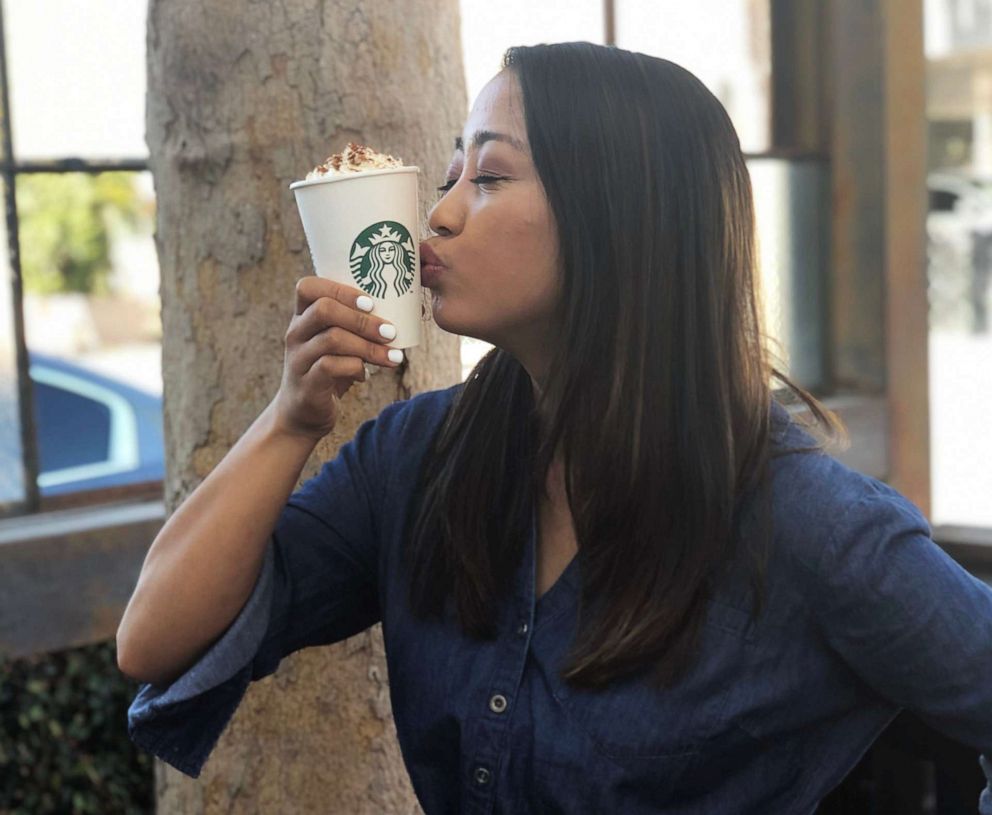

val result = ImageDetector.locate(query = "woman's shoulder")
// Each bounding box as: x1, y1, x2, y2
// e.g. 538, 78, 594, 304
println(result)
761, 399, 930, 569
712, 401, 935, 627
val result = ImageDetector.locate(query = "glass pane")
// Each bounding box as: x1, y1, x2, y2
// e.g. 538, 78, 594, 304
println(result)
925, 0, 992, 527
0, 176, 25, 509
459, 0, 605, 107
748, 158, 829, 393
18, 171, 164, 499
3, 0, 147, 160
615, 0, 771, 153
33, 380, 112, 471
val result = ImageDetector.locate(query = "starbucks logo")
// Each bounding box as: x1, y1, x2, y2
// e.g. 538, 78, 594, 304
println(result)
349, 221, 416, 299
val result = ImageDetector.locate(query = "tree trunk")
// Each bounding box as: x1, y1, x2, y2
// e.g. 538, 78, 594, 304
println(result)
146, 1, 466, 811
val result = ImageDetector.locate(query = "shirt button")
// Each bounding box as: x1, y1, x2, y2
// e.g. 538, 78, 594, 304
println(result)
489, 693, 508, 714
516, 621, 528, 636
473, 765, 491, 786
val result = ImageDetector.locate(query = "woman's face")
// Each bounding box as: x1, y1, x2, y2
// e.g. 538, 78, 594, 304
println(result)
425, 70, 561, 370
380, 243, 396, 263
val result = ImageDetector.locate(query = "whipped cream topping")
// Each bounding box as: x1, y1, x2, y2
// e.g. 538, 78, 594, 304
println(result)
305, 142, 405, 180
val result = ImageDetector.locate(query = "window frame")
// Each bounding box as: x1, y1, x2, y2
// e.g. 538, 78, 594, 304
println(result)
0, 2, 157, 523
0, 2, 164, 657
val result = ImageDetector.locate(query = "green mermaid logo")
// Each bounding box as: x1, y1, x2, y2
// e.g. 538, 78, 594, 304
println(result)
349, 222, 416, 299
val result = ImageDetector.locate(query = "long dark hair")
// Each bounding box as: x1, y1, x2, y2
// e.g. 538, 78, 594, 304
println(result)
405, 42, 846, 691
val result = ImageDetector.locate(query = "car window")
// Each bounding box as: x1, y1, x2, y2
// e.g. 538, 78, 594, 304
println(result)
33, 379, 112, 472
30, 363, 140, 491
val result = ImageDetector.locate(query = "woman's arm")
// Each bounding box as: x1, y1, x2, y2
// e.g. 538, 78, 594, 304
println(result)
812, 490, 992, 814
116, 276, 402, 687
115, 400, 317, 688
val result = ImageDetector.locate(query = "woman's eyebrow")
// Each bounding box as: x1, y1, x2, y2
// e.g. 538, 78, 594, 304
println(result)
453, 130, 526, 154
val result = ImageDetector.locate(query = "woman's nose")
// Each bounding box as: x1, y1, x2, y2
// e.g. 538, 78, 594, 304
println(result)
427, 190, 464, 237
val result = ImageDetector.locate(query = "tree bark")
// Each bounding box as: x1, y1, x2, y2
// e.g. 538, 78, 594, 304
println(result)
146, 1, 466, 811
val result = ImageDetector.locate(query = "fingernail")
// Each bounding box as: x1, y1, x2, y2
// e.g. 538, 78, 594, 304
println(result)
356, 295, 374, 312
388, 349, 404, 364
378, 323, 397, 340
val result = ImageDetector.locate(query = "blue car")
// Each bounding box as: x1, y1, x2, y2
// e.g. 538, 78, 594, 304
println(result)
30, 351, 165, 497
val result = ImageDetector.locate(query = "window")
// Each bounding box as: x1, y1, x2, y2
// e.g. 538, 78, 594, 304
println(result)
459, 0, 605, 106
925, 0, 992, 527
0, 1, 160, 518
615, 0, 771, 153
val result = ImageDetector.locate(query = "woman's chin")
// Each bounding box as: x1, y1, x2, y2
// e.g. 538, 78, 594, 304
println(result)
429, 305, 465, 337
428, 296, 492, 343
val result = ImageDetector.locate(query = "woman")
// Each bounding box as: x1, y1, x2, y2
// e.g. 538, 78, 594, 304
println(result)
119, 43, 992, 813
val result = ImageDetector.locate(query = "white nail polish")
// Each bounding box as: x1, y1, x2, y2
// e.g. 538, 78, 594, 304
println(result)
356, 295, 374, 312
388, 349, 404, 364
379, 323, 397, 340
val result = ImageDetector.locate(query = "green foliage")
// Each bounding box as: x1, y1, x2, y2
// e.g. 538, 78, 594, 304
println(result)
16, 172, 152, 296
0, 640, 153, 814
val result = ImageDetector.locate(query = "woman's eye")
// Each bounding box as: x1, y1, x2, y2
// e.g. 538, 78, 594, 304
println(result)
435, 175, 507, 194
470, 174, 506, 190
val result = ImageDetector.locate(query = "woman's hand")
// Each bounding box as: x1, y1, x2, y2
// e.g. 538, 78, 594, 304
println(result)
272, 276, 404, 440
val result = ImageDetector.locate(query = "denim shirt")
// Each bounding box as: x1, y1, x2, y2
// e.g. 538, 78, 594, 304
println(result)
127, 384, 992, 814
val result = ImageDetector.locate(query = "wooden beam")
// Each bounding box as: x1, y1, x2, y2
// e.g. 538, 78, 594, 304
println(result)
881, 0, 930, 514
827, 0, 930, 513
604, 0, 615, 46
829, 0, 888, 395
770, 0, 830, 154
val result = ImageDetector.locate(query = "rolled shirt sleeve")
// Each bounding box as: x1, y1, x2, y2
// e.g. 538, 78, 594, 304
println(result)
127, 401, 406, 778
811, 485, 992, 813
126, 539, 277, 777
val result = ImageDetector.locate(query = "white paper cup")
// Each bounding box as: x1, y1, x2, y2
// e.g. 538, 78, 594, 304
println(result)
290, 167, 422, 348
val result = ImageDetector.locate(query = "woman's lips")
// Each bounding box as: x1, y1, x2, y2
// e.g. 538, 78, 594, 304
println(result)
422, 264, 445, 287
419, 242, 447, 287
